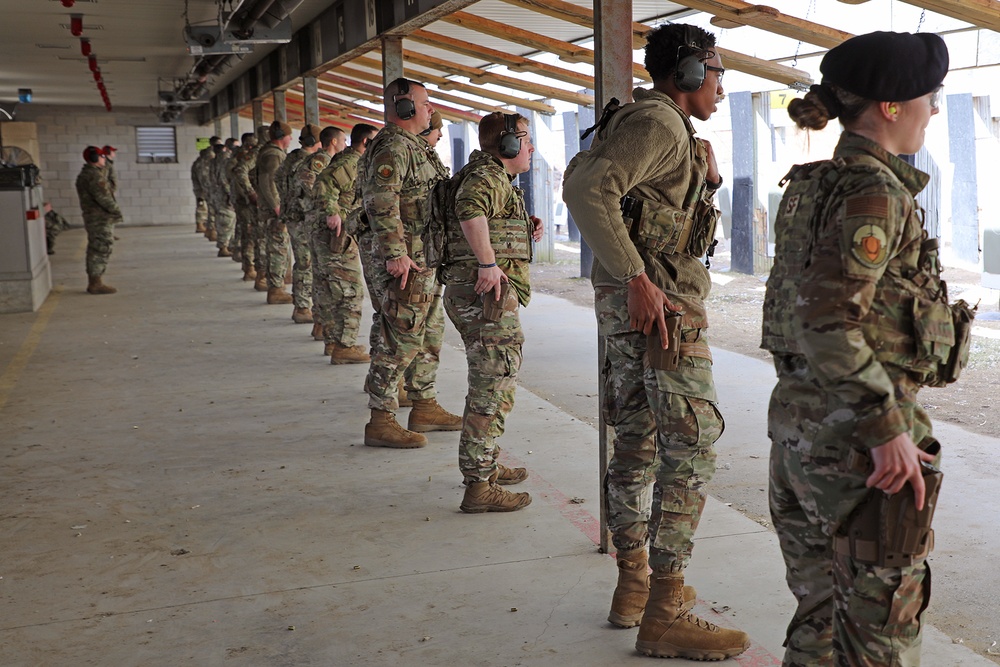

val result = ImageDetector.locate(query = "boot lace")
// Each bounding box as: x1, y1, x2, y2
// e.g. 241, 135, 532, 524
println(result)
680, 609, 719, 632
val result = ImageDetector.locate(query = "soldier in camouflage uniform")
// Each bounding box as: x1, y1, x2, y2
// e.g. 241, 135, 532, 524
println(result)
43, 202, 70, 255
227, 132, 256, 268
762, 33, 955, 667
256, 121, 294, 305
75, 146, 122, 294
360, 78, 462, 449
304, 125, 375, 362
247, 126, 270, 288
278, 124, 322, 322
564, 24, 749, 660
441, 112, 543, 513
195, 137, 221, 241
191, 146, 210, 234
211, 139, 238, 258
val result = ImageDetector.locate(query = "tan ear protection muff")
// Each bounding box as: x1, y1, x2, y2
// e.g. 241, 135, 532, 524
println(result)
270, 120, 286, 139
393, 78, 416, 120
498, 113, 522, 159
673, 26, 708, 93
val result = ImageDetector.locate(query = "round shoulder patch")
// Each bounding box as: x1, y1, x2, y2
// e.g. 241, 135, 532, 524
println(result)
850, 224, 889, 268
377, 164, 395, 181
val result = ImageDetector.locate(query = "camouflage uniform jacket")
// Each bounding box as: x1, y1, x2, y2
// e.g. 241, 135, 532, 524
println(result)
211, 152, 235, 210
45, 209, 70, 233
226, 143, 254, 205
191, 151, 208, 199
75, 163, 122, 222
289, 149, 329, 217
361, 123, 448, 262
255, 142, 286, 212
192, 149, 215, 203
563, 87, 719, 327
441, 149, 533, 305
310, 148, 360, 226
764, 131, 943, 450
104, 158, 118, 198
276, 148, 310, 218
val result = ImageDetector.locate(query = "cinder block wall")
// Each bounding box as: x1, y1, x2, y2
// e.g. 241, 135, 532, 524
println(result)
10, 105, 228, 227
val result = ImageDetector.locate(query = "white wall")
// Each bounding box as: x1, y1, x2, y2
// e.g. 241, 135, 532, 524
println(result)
10, 105, 214, 227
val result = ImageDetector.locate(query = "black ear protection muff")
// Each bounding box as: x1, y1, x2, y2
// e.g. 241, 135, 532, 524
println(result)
498, 113, 521, 159
84, 146, 102, 164
271, 120, 286, 139
673, 27, 707, 93
300, 124, 317, 147
393, 78, 416, 120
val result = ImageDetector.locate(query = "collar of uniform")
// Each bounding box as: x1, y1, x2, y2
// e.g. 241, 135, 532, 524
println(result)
834, 131, 930, 195
632, 87, 696, 136
466, 149, 513, 181
382, 122, 423, 144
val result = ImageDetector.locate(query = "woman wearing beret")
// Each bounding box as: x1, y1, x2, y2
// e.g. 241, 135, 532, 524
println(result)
761, 31, 954, 666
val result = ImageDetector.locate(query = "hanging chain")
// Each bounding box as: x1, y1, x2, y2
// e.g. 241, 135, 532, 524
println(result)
917, 9, 926, 33
791, 0, 817, 67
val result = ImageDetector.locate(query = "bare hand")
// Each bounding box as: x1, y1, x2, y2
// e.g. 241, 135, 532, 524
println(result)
386, 255, 421, 287
702, 139, 720, 185
867, 433, 937, 510
326, 213, 342, 235
476, 265, 508, 300
626, 273, 682, 349
274, 205, 281, 217
530, 215, 544, 242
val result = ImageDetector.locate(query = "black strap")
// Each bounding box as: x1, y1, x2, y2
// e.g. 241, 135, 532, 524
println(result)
580, 97, 621, 141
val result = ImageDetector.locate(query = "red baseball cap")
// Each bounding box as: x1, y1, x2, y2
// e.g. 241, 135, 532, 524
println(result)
83, 146, 105, 162
102, 145, 118, 153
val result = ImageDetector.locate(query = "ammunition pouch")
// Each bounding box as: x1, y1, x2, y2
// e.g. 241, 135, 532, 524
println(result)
481, 282, 519, 323
929, 299, 977, 387
389, 269, 436, 305
834, 441, 943, 568
621, 195, 717, 258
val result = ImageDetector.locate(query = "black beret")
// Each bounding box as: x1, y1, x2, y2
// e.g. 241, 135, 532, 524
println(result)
821, 31, 949, 102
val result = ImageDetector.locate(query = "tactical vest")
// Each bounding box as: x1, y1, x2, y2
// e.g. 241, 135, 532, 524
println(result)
762, 156, 973, 386
425, 152, 532, 270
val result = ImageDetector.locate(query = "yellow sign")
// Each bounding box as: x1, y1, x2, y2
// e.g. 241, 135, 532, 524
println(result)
196, 137, 212, 151
770, 90, 797, 109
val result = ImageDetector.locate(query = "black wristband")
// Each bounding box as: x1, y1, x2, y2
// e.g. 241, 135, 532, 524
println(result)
705, 176, 723, 192
478, 262, 497, 269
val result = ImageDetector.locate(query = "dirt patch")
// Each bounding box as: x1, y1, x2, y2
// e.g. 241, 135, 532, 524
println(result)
534, 240, 1000, 440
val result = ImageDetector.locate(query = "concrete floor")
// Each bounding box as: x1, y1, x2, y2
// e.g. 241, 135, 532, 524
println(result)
1, 225, 995, 666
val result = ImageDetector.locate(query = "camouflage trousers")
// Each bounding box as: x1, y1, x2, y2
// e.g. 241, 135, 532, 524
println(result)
206, 201, 218, 236
444, 283, 524, 483
310, 221, 364, 346
596, 285, 721, 574
253, 206, 270, 275
83, 218, 115, 277
195, 197, 208, 229
234, 201, 256, 270
768, 355, 934, 667
285, 215, 313, 309
215, 206, 236, 250
263, 214, 291, 289
365, 260, 444, 413
358, 229, 417, 389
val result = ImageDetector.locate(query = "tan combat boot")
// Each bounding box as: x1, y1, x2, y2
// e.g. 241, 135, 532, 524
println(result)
329, 343, 370, 365
609, 550, 697, 628
635, 573, 750, 660
323, 342, 335, 356
460, 480, 531, 513
242, 267, 257, 282
266, 287, 293, 304
207, 228, 218, 242
195, 222, 206, 233
407, 398, 462, 432
291, 307, 313, 324
311, 323, 324, 341
253, 274, 268, 292
489, 463, 529, 486
217, 247, 232, 258
86, 275, 117, 294
364, 410, 427, 448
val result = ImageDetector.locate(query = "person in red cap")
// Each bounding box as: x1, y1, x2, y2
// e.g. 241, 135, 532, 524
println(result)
75, 146, 122, 294
101, 145, 118, 199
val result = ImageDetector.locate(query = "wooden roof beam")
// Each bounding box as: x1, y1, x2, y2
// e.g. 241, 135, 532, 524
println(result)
409, 29, 593, 88
897, 0, 1000, 31
441, 11, 594, 64
678, 0, 852, 48
345, 55, 556, 115
319, 71, 482, 123
329, 65, 504, 115
499, 0, 812, 88
402, 49, 594, 106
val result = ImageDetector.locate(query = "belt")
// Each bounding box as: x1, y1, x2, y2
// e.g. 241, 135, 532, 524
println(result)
620, 195, 643, 221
